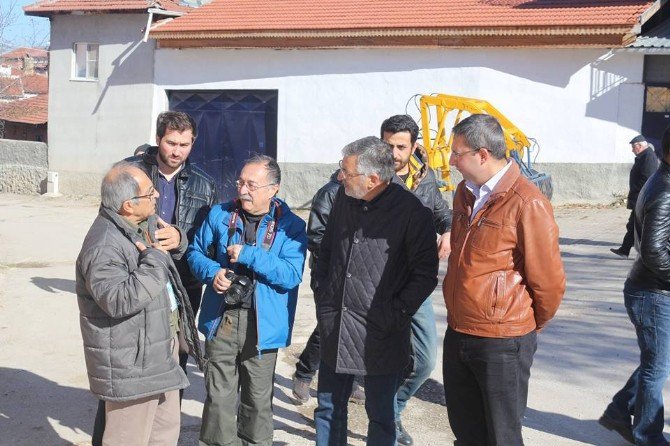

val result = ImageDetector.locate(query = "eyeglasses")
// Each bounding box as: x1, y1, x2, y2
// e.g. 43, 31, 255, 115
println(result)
130, 187, 156, 201
338, 160, 364, 179
235, 179, 276, 192
450, 148, 480, 159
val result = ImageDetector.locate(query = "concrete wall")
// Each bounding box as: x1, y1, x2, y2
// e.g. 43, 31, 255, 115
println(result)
48, 13, 157, 195
0, 139, 48, 193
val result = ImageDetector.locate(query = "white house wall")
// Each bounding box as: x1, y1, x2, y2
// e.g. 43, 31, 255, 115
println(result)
154, 47, 645, 165
48, 14, 156, 193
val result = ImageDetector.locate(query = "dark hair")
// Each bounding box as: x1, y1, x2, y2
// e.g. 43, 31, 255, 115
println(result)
662, 124, 670, 160
342, 136, 395, 182
452, 114, 507, 160
380, 114, 419, 144
156, 111, 197, 140
244, 154, 281, 185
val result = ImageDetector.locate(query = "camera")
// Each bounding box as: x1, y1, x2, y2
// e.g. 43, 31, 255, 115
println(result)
223, 270, 254, 306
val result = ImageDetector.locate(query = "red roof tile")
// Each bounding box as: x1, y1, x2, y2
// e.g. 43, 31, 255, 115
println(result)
24, 0, 189, 16
22, 74, 48, 95
152, 0, 653, 34
0, 77, 24, 99
1, 47, 48, 60
0, 94, 48, 125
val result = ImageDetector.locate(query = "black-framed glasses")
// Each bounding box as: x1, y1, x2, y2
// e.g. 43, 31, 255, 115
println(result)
450, 148, 481, 159
338, 160, 364, 179
235, 179, 276, 192
130, 187, 156, 201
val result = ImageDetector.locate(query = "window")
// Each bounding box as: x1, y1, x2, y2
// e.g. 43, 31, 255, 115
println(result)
72, 43, 99, 80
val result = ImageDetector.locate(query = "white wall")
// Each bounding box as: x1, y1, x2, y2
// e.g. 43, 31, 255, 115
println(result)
155, 47, 645, 165
49, 14, 156, 175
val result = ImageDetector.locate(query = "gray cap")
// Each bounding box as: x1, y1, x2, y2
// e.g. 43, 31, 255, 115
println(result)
629, 135, 646, 144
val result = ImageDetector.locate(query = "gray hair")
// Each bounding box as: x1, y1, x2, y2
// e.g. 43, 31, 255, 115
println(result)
342, 136, 394, 182
452, 114, 507, 160
244, 154, 281, 185
101, 161, 140, 212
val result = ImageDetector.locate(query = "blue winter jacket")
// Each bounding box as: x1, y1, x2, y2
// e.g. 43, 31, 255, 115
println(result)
187, 198, 307, 350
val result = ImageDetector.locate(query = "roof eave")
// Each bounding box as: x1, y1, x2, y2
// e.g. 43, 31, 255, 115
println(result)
150, 26, 636, 49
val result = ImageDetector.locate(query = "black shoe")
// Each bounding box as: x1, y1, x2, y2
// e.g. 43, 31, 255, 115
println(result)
349, 382, 365, 404
291, 375, 311, 404
610, 247, 629, 258
396, 420, 414, 446
598, 413, 634, 444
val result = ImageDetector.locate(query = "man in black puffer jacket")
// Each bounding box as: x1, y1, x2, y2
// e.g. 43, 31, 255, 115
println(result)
601, 125, 670, 446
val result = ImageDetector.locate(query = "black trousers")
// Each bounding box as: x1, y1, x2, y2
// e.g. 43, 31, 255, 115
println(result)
621, 209, 635, 255
442, 328, 537, 446
91, 282, 203, 446
294, 325, 321, 382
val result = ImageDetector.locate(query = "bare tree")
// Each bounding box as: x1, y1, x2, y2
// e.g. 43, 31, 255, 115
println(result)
0, 1, 49, 52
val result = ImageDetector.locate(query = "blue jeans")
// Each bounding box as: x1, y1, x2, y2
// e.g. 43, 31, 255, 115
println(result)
314, 362, 399, 446
606, 280, 670, 446
395, 296, 437, 419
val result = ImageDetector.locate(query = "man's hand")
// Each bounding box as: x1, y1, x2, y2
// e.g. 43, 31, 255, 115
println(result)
154, 217, 181, 251
135, 240, 168, 254
227, 245, 243, 263
212, 268, 232, 294
437, 232, 451, 260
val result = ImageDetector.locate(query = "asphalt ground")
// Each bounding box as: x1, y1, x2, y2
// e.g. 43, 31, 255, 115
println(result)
0, 193, 668, 445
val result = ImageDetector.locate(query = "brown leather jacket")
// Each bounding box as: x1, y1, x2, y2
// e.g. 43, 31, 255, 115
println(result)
442, 162, 565, 337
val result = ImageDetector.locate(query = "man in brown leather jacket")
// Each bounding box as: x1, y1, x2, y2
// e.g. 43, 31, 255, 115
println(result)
442, 114, 566, 445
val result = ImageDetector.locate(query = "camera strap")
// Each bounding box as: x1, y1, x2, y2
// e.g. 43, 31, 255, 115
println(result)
227, 198, 282, 252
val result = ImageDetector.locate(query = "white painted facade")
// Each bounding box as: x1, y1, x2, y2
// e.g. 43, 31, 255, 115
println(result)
154, 47, 646, 165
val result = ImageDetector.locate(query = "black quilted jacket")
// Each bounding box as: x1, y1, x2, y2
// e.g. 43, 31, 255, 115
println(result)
629, 161, 670, 292
126, 147, 217, 287
314, 183, 439, 375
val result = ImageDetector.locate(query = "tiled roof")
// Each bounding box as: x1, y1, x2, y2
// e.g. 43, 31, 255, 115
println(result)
1, 47, 48, 60
0, 94, 48, 125
22, 75, 49, 95
24, 0, 189, 17
629, 19, 670, 48
0, 77, 24, 99
153, 0, 652, 34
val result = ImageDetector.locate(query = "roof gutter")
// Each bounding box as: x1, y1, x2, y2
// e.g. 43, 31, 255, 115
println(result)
144, 8, 185, 42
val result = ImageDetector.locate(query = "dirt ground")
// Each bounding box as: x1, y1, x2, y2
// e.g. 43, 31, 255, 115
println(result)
0, 192, 668, 445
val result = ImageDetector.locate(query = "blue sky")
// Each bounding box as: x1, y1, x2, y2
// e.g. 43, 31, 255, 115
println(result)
2, 0, 50, 49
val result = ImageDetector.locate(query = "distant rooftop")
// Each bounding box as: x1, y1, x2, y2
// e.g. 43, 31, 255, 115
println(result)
24, 0, 190, 17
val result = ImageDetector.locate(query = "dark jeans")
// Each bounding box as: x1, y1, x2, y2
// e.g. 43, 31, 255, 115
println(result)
443, 327, 537, 446
91, 283, 203, 446
200, 308, 278, 446
604, 280, 670, 446
621, 209, 636, 255
314, 362, 399, 446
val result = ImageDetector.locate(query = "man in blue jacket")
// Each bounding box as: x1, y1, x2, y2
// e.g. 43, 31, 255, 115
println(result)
188, 155, 307, 446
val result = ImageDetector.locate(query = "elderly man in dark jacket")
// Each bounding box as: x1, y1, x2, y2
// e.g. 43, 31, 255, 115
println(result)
601, 126, 670, 446
76, 162, 202, 446
313, 136, 439, 446
611, 134, 658, 258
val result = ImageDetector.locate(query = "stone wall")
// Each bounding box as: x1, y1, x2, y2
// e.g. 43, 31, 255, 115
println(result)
0, 139, 48, 194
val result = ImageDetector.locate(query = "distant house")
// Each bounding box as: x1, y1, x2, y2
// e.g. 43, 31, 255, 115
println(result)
24, 0, 669, 204
0, 47, 49, 142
